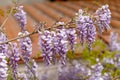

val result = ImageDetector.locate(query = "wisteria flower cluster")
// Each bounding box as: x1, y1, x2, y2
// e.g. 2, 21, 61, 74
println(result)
0, 33, 8, 80
14, 5, 27, 31
0, 1, 114, 80
75, 9, 96, 50
95, 4, 111, 33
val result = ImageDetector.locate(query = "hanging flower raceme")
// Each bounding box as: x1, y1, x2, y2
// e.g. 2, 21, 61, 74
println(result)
9, 43, 20, 80
0, 33, 8, 80
38, 30, 53, 65
75, 9, 87, 45
54, 27, 68, 65
95, 4, 111, 33
86, 20, 96, 50
14, 5, 27, 31
18, 31, 32, 63
66, 28, 77, 52
75, 9, 96, 50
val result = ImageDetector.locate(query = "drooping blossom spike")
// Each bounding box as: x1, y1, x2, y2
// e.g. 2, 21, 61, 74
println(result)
0, 33, 8, 80
54, 28, 68, 65
95, 4, 111, 33
109, 32, 120, 51
75, 9, 87, 45
66, 28, 77, 52
38, 30, 53, 65
9, 43, 20, 80
86, 21, 96, 50
14, 6, 27, 31
18, 31, 32, 63
75, 9, 96, 50
50, 31, 57, 64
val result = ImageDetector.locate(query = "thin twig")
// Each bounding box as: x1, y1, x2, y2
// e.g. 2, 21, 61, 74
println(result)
0, 19, 75, 45
0, 7, 14, 29
0, 30, 37, 45
112, 75, 120, 80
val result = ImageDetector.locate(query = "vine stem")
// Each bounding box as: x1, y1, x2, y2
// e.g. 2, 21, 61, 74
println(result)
0, 7, 14, 29
112, 75, 120, 80
0, 18, 74, 45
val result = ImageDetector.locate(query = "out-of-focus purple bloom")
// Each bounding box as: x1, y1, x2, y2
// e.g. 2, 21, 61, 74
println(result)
0, 33, 8, 80
9, 43, 20, 80
102, 58, 114, 64
103, 73, 112, 80
114, 54, 120, 68
14, 6, 27, 31
25, 59, 38, 79
89, 63, 104, 80
58, 60, 91, 80
41, 72, 48, 80
38, 30, 53, 65
95, 4, 111, 33
18, 31, 32, 63
66, 28, 77, 52
75, 9, 96, 50
109, 32, 120, 51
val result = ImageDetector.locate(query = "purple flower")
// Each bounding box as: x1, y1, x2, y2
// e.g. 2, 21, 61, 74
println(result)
9, 43, 20, 80
89, 63, 104, 80
66, 28, 77, 52
38, 30, 53, 65
58, 60, 91, 80
14, 6, 27, 31
54, 28, 68, 65
75, 9, 87, 45
86, 22, 96, 50
0, 33, 8, 80
114, 54, 120, 68
103, 73, 112, 80
18, 31, 32, 63
95, 4, 111, 33
75, 9, 96, 50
